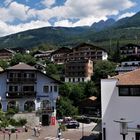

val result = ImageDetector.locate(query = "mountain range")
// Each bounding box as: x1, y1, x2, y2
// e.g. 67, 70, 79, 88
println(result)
0, 11, 140, 50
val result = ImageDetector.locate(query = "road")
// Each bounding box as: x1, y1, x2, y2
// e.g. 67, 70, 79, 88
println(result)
0, 122, 98, 140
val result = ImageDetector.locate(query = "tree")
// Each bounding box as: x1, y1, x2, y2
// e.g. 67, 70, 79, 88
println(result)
10, 53, 36, 66
110, 40, 121, 62
69, 83, 85, 106
57, 97, 78, 118
59, 83, 73, 97
84, 81, 98, 97
0, 60, 9, 69
93, 60, 116, 84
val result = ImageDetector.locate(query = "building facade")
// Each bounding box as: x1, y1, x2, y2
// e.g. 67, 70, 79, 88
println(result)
64, 59, 93, 82
115, 61, 140, 74
50, 47, 71, 64
101, 69, 140, 140
67, 43, 108, 62
0, 62, 60, 126
120, 43, 140, 60
0, 48, 15, 61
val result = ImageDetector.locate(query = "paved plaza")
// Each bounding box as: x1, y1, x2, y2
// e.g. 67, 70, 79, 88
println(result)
0, 122, 98, 140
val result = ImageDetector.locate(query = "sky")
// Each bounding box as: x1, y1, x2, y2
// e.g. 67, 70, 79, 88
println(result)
0, 0, 140, 37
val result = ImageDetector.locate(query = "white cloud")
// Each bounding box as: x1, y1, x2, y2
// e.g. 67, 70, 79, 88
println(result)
0, 0, 137, 36
41, 0, 56, 8
8, 1, 32, 21
73, 16, 107, 27
54, 20, 73, 27
0, 7, 14, 22
0, 20, 51, 37
64, 0, 136, 18
118, 12, 136, 20
0, 1, 36, 22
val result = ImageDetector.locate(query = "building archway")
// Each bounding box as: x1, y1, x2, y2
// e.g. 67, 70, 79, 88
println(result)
0, 102, 2, 109
7, 100, 18, 111
24, 100, 35, 112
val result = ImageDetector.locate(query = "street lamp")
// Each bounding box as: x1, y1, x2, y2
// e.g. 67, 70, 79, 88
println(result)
114, 118, 133, 140
81, 116, 84, 138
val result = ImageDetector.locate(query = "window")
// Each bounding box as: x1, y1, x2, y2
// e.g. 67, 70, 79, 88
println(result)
78, 78, 80, 82
9, 73, 14, 78
23, 86, 34, 91
9, 86, 18, 92
119, 86, 140, 96
73, 78, 75, 82
130, 87, 140, 96
50, 86, 53, 92
43, 86, 49, 93
54, 86, 58, 92
119, 87, 129, 96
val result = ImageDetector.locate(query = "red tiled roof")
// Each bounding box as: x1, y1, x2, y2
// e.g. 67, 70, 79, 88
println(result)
7, 62, 36, 70
112, 68, 140, 85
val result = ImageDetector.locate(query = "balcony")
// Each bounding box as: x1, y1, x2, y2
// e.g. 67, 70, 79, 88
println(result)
36, 107, 54, 115
7, 78, 36, 83
6, 91, 36, 98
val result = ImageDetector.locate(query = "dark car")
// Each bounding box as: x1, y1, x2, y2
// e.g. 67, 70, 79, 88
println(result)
65, 120, 79, 129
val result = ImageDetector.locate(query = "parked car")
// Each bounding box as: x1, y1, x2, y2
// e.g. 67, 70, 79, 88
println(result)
65, 120, 79, 129
77, 117, 91, 124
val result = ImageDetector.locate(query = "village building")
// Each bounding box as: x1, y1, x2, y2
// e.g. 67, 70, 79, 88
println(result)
0, 48, 15, 61
115, 61, 140, 74
50, 47, 71, 64
64, 59, 93, 82
0, 62, 61, 126
79, 96, 100, 117
66, 43, 108, 62
101, 68, 140, 140
33, 50, 54, 61
120, 43, 140, 60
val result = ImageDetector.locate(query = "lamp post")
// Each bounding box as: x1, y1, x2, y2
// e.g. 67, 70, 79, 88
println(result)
81, 116, 84, 138
114, 118, 133, 140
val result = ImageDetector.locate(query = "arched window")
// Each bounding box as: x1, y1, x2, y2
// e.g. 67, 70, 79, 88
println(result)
0, 103, 2, 109
7, 100, 18, 110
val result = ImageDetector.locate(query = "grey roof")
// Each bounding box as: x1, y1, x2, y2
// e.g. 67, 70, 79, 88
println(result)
115, 66, 138, 72
7, 62, 36, 70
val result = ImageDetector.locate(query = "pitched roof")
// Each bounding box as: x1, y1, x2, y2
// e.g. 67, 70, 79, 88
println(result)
7, 62, 36, 70
112, 68, 140, 85
6, 62, 62, 84
120, 43, 140, 49
73, 42, 107, 52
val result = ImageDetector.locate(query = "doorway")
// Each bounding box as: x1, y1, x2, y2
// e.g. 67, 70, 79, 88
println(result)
42, 114, 50, 126
136, 133, 140, 140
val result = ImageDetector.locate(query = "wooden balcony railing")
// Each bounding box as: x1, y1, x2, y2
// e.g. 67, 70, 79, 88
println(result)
7, 78, 36, 83
6, 91, 36, 98
36, 107, 54, 115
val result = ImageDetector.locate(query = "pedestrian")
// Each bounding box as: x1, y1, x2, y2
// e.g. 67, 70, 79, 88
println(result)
36, 125, 41, 137
25, 125, 28, 132
57, 127, 61, 140
8, 131, 11, 140
33, 126, 37, 136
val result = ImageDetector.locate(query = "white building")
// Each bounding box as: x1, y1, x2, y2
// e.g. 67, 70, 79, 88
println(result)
0, 62, 61, 126
116, 61, 140, 74
101, 68, 140, 140
64, 59, 93, 83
